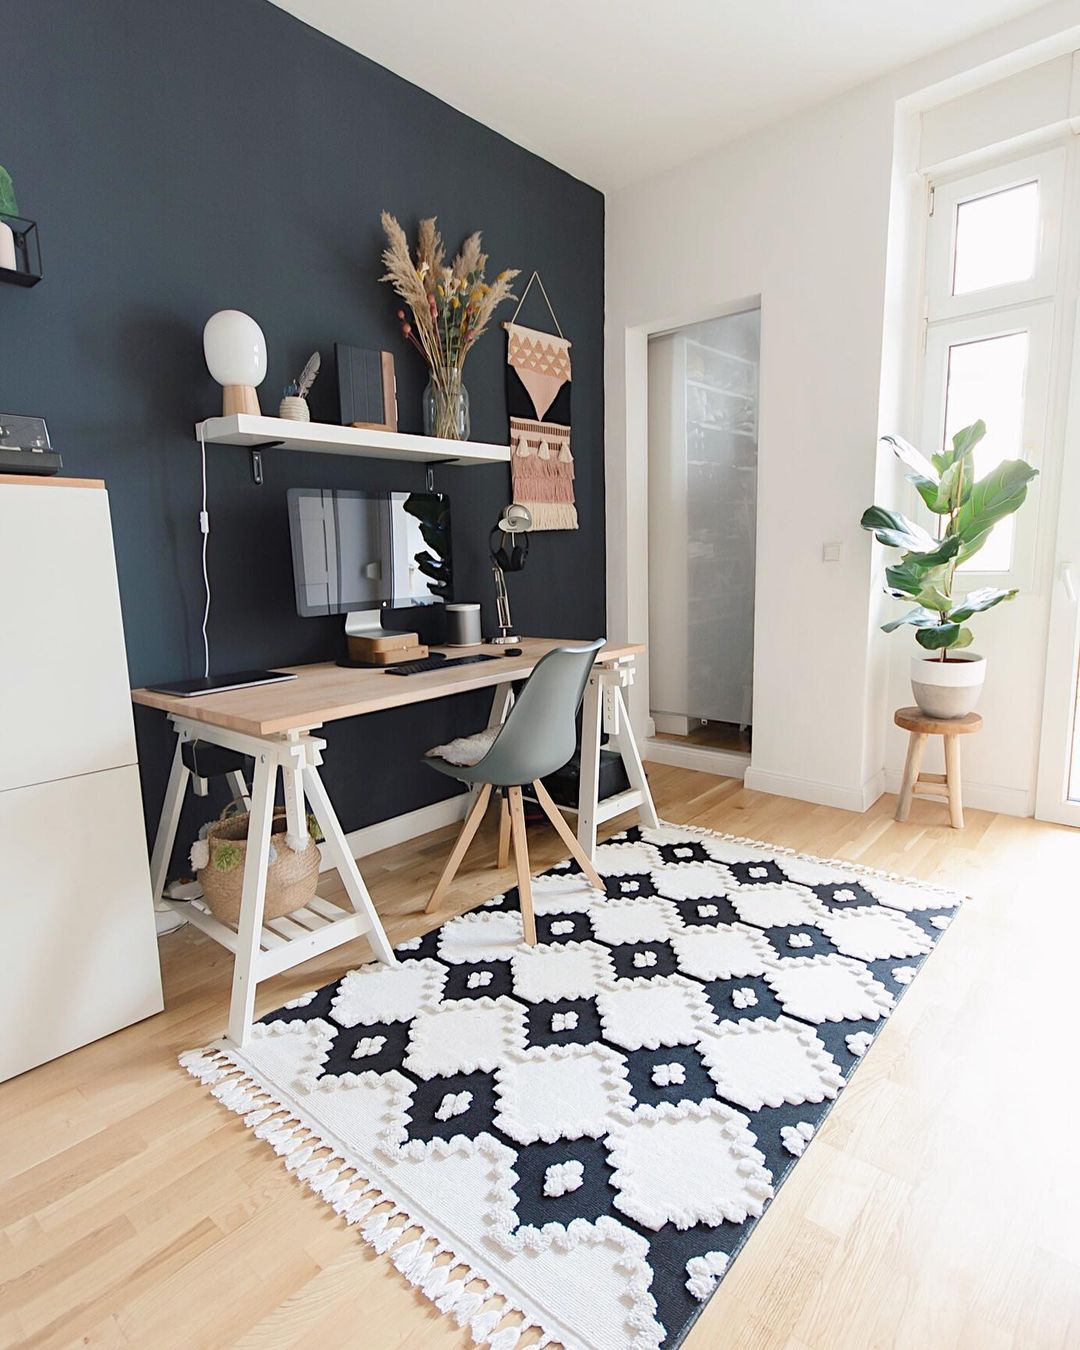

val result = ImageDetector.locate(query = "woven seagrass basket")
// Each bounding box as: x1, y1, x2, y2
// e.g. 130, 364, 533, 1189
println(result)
198, 801, 319, 927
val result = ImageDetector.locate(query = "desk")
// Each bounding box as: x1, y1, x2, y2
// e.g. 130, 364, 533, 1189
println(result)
133, 638, 656, 1046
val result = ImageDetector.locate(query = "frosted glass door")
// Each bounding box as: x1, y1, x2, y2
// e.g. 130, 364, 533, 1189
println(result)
648, 309, 759, 735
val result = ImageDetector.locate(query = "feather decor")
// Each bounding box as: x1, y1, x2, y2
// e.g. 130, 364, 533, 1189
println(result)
296, 351, 320, 398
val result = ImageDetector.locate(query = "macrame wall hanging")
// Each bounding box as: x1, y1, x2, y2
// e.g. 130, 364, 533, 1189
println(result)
504, 272, 577, 530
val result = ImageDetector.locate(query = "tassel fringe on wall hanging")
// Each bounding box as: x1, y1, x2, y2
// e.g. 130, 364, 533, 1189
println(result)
504, 272, 577, 530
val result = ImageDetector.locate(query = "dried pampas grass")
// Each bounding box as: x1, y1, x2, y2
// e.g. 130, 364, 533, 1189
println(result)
380, 212, 518, 388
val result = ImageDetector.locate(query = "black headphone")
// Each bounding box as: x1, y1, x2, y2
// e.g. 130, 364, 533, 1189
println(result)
490, 525, 530, 573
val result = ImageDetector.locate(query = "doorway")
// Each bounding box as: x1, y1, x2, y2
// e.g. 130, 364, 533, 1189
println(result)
646, 308, 760, 770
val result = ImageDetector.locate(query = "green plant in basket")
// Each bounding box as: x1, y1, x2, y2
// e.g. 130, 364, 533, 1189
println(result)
213, 842, 242, 872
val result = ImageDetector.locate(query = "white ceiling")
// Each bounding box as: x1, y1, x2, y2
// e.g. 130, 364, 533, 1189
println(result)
271, 0, 1054, 190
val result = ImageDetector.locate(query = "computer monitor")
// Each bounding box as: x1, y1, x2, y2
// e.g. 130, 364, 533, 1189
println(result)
287, 488, 452, 638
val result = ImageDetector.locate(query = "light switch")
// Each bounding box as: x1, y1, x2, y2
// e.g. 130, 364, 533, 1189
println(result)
822, 542, 843, 563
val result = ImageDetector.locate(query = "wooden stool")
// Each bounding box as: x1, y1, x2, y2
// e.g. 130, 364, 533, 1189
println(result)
894, 706, 982, 829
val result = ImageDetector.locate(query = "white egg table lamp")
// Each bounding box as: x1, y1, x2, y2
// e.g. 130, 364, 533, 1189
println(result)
203, 309, 267, 417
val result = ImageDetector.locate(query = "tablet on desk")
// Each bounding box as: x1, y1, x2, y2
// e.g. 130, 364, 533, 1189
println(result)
146, 670, 297, 698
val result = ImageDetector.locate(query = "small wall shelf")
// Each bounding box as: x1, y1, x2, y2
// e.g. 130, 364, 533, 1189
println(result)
195, 413, 511, 466
0, 215, 43, 287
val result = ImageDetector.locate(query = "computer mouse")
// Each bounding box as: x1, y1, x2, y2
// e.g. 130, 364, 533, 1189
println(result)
502, 646, 523, 656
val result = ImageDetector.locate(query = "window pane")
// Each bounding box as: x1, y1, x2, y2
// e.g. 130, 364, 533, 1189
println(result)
952, 181, 1038, 296
943, 331, 1028, 572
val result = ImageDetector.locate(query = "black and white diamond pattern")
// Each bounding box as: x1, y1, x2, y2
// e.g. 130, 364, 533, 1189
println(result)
243, 823, 958, 1349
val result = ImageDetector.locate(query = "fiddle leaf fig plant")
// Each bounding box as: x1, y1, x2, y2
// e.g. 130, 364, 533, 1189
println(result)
861, 420, 1038, 659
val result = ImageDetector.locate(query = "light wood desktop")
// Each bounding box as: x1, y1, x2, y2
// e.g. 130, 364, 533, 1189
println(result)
134, 637, 640, 734
132, 637, 657, 1046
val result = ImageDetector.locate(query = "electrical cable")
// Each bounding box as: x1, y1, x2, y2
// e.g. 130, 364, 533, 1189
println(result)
198, 424, 211, 678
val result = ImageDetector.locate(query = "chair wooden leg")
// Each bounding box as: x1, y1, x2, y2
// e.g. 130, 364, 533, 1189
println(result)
896, 731, 927, 822
425, 784, 492, 913
944, 734, 964, 829
532, 779, 606, 892
507, 786, 537, 946
497, 795, 511, 869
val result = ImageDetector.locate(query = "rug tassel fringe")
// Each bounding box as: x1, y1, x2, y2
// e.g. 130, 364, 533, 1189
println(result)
488, 1326, 524, 1350
182, 1047, 574, 1347
470, 1307, 505, 1343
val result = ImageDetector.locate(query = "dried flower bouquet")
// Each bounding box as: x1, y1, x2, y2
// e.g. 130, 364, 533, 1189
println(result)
380, 212, 518, 438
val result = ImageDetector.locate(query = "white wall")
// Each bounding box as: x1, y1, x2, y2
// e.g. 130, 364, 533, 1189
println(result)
607, 0, 1080, 814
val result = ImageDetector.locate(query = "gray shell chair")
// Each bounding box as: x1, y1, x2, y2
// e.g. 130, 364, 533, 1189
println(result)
423, 640, 607, 944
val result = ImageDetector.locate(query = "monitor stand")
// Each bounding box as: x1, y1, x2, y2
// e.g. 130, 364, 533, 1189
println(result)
344, 608, 410, 641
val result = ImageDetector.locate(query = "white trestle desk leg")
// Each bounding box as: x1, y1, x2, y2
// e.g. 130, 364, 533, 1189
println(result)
302, 760, 397, 967
150, 735, 191, 905
281, 737, 308, 847
227, 753, 278, 1047
577, 671, 603, 860
226, 768, 252, 810
489, 681, 515, 729
611, 684, 659, 829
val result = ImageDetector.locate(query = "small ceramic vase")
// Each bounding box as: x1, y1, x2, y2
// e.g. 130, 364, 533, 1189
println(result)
279, 396, 311, 422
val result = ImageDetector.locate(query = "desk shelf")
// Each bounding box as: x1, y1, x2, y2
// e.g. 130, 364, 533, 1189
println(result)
163, 891, 373, 980
195, 414, 511, 466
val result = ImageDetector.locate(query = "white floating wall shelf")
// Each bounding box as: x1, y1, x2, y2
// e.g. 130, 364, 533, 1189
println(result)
194, 414, 511, 468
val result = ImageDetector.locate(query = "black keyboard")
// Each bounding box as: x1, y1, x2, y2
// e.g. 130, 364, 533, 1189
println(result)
385, 653, 502, 676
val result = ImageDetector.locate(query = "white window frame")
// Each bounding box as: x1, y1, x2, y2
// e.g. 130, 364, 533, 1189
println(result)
920, 302, 1053, 591
926, 147, 1065, 321
918, 145, 1067, 588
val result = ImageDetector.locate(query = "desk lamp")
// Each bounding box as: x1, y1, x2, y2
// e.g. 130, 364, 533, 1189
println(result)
203, 309, 267, 417
489, 503, 532, 644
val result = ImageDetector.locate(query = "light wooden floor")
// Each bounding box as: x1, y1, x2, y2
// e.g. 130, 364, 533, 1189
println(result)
4, 765, 1080, 1350
653, 721, 752, 754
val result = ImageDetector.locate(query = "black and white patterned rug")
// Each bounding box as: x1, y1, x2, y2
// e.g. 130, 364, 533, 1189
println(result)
183, 823, 961, 1350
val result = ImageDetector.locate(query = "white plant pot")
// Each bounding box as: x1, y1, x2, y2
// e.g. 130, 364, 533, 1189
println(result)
910, 652, 986, 719
0, 220, 17, 272
278, 396, 310, 422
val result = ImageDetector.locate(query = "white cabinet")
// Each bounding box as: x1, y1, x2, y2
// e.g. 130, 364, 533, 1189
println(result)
0, 767, 163, 1081
0, 481, 138, 791
0, 478, 162, 1081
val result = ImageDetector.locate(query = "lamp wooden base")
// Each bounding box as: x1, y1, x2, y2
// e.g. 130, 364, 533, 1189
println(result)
222, 385, 261, 417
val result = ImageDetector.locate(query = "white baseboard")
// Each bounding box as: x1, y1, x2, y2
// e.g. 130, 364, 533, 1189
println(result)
644, 738, 749, 779
743, 763, 1033, 818
743, 766, 885, 813
881, 769, 1032, 817
319, 794, 468, 871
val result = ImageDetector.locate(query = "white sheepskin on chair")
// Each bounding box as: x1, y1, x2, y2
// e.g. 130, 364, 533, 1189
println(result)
425, 725, 501, 767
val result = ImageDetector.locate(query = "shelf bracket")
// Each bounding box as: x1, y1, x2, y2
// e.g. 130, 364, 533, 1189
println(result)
244, 439, 283, 486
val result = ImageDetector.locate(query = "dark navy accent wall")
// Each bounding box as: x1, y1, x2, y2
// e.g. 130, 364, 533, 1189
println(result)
1, 0, 605, 854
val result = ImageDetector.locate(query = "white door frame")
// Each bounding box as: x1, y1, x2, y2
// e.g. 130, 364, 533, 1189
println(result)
918, 138, 1080, 822
1035, 295, 1080, 825
624, 295, 761, 780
